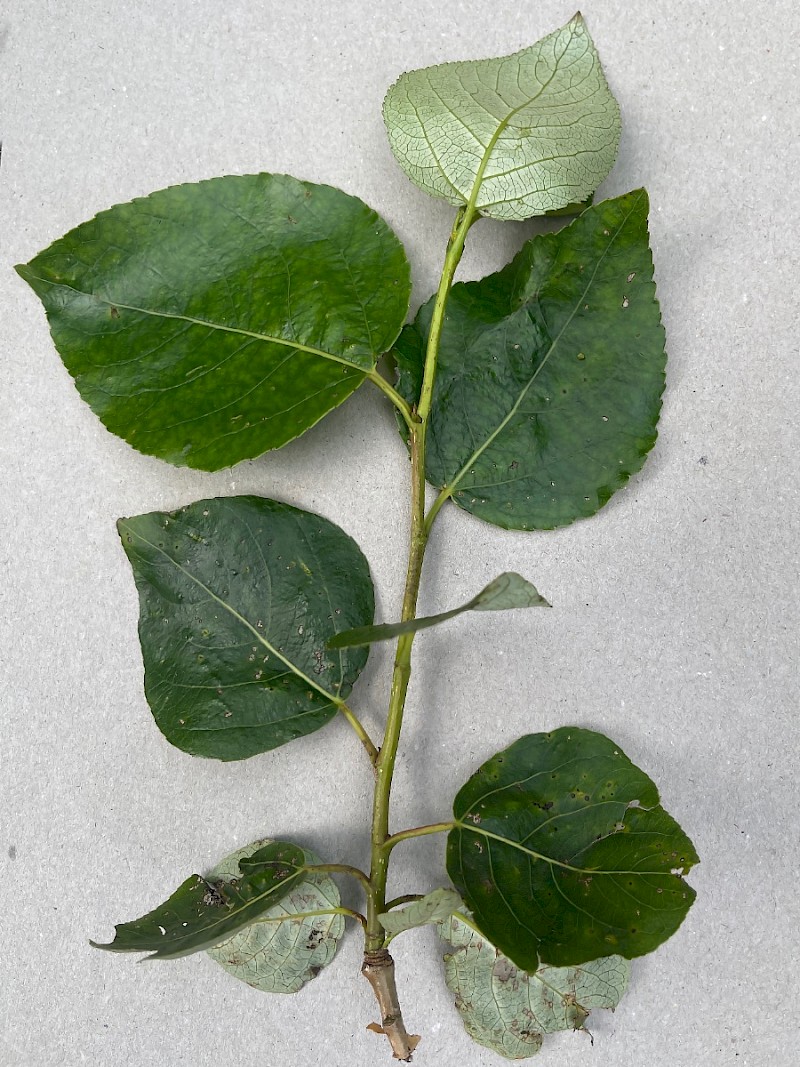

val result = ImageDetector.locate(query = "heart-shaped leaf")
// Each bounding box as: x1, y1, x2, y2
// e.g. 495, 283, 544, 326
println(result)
383, 14, 620, 220
119, 495, 374, 760
395, 190, 666, 530
447, 727, 698, 973
438, 910, 630, 1059
91, 841, 306, 960
379, 888, 463, 938
206, 839, 345, 993
16, 173, 411, 470
328, 571, 549, 649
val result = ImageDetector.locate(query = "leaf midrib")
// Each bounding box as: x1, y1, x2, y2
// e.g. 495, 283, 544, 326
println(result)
22, 271, 372, 374
446, 20, 579, 213
454, 819, 672, 878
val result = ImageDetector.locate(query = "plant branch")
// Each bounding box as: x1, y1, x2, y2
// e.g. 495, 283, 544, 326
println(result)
416, 205, 477, 423
381, 821, 454, 855
365, 418, 428, 951
362, 204, 475, 1058
362, 949, 421, 1061
366, 205, 475, 950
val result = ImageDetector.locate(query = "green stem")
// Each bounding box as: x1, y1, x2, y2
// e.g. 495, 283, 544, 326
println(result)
365, 419, 428, 949
364, 206, 476, 953
417, 205, 477, 423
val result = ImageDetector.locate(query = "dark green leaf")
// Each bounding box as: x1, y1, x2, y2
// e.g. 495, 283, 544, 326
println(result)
447, 727, 698, 973
90, 841, 305, 960
329, 572, 548, 649
16, 173, 411, 470
118, 495, 374, 760
395, 190, 666, 531
379, 888, 463, 938
383, 14, 620, 219
439, 910, 629, 1058
206, 839, 345, 993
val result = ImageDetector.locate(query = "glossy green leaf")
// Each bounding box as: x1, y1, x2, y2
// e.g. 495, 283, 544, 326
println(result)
438, 911, 630, 1059
206, 839, 345, 993
90, 841, 306, 960
118, 495, 374, 760
383, 14, 620, 220
16, 173, 411, 470
447, 727, 698, 973
328, 572, 549, 649
395, 190, 666, 530
379, 888, 463, 938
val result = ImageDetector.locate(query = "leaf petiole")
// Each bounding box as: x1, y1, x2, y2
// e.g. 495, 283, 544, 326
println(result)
303, 863, 373, 895
336, 701, 379, 765
252, 907, 367, 929
383, 894, 424, 911
366, 366, 416, 427
381, 822, 454, 856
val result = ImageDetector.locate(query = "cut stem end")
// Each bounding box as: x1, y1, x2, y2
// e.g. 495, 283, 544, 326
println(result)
362, 949, 420, 1061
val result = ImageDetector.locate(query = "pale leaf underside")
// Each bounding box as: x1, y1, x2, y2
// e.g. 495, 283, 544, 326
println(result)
379, 888, 463, 938
439, 911, 629, 1059
206, 840, 345, 994
383, 14, 621, 220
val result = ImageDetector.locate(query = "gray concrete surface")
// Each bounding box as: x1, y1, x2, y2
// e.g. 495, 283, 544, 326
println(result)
2, 1, 798, 1064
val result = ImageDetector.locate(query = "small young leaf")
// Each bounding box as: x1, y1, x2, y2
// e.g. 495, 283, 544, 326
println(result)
119, 495, 374, 760
379, 888, 463, 938
90, 841, 306, 960
16, 173, 411, 470
395, 190, 666, 531
328, 572, 548, 649
438, 911, 630, 1059
383, 14, 620, 220
447, 727, 698, 973
206, 839, 345, 994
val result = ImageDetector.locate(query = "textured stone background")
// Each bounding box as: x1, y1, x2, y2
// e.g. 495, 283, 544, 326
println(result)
2, 2, 797, 1064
